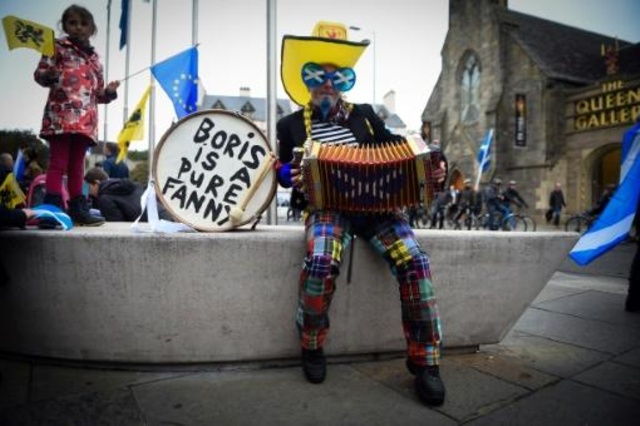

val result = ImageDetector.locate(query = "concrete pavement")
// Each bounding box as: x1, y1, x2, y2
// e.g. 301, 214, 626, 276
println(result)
1, 242, 639, 425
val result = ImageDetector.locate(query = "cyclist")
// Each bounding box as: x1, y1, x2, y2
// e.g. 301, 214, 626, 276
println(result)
453, 179, 476, 229
586, 184, 616, 218
501, 180, 529, 227
484, 178, 507, 230
429, 190, 452, 229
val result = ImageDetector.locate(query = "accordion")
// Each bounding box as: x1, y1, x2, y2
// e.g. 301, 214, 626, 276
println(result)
300, 137, 443, 213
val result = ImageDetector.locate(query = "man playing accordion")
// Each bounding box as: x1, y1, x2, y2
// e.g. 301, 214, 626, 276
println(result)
275, 21, 447, 407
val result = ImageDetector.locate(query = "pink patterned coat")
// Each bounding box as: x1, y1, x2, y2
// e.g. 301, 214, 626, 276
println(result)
34, 37, 116, 144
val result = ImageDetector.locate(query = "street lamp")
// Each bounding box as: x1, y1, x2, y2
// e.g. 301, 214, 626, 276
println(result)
349, 26, 376, 107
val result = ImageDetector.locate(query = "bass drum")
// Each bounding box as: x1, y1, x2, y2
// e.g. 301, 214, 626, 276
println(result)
153, 109, 277, 232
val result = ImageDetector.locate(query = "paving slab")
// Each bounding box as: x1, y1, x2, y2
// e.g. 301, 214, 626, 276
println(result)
530, 284, 585, 305
573, 361, 640, 402
350, 356, 531, 423
549, 271, 629, 294
446, 352, 558, 391
29, 364, 185, 402
614, 348, 640, 368
483, 331, 611, 378
0, 359, 29, 410
132, 365, 456, 426
465, 380, 640, 426
1, 389, 145, 426
513, 307, 640, 354
534, 290, 640, 328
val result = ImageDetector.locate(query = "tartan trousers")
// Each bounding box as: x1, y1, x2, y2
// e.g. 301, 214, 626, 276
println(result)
296, 211, 443, 366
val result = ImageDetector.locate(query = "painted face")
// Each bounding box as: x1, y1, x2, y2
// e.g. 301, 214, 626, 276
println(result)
63, 12, 94, 44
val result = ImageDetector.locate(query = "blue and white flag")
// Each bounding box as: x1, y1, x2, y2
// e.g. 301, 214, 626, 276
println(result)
151, 46, 199, 119
477, 128, 493, 173
569, 122, 640, 265
620, 120, 640, 182
118, 0, 129, 50
12, 148, 26, 182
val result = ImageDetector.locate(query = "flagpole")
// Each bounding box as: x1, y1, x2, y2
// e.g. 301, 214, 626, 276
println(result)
103, 0, 112, 145
192, 0, 198, 45
148, 0, 158, 179
123, 0, 133, 126
266, 0, 277, 225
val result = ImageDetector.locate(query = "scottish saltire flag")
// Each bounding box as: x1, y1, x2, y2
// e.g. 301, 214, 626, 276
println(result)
569, 122, 640, 265
151, 46, 199, 119
119, 0, 129, 50
620, 120, 640, 182
117, 85, 152, 162
13, 148, 26, 182
477, 128, 494, 173
2, 15, 54, 56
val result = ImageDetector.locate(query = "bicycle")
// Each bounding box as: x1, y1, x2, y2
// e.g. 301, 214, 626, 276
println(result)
501, 212, 527, 231
510, 206, 537, 232
408, 205, 430, 229
453, 206, 476, 230
564, 212, 596, 233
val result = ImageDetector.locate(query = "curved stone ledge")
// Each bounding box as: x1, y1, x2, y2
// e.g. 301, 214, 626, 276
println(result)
0, 224, 578, 364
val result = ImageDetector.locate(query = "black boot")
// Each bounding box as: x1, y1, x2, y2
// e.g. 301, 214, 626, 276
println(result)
38, 193, 63, 229
68, 195, 105, 227
301, 348, 326, 384
407, 360, 446, 406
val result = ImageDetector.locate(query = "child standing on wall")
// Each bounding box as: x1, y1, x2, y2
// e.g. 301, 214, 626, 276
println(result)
34, 4, 120, 227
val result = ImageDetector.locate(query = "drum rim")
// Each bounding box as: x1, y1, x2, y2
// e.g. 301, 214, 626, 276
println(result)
152, 109, 277, 232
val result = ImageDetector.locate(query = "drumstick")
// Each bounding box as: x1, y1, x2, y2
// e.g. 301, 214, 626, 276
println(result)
229, 154, 276, 224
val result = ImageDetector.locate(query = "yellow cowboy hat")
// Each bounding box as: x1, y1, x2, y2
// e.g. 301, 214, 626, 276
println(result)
281, 21, 369, 106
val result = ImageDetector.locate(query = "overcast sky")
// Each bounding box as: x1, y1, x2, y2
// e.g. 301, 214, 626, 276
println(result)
1, 0, 639, 151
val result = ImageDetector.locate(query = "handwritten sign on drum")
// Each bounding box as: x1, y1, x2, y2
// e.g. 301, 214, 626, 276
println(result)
153, 110, 277, 232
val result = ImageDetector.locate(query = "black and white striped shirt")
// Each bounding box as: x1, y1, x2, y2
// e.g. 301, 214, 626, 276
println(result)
310, 121, 358, 146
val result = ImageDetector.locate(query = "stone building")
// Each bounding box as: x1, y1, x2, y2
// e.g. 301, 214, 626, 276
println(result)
422, 0, 640, 217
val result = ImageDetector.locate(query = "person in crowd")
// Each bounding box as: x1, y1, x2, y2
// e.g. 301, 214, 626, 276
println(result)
502, 180, 528, 211
275, 21, 446, 406
0, 157, 36, 228
102, 142, 130, 178
34, 4, 119, 227
453, 178, 476, 228
84, 167, 171, 222
429, 190, 452, 229
484, 178, 506, 230
0, 153, 14, 170
21, 146, 44, 191
547, 182, 566, 227
446, 184, 459, 224
587, 183, 616, 218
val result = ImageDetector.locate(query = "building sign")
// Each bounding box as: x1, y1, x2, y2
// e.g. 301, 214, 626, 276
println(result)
573, 80, 640, 131
515, 94, 526, 147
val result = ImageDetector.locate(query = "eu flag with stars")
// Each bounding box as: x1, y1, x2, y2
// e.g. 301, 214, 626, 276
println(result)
151, 46, 199, 119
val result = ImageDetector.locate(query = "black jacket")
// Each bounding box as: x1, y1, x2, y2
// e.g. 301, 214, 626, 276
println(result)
276, 104, 402, 165
93, 179, 144, 221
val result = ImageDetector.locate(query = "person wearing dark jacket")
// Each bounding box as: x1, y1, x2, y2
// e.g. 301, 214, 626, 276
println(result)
276, 22, 446, 407
84, 167, 174, 222
84, 167, 143, 221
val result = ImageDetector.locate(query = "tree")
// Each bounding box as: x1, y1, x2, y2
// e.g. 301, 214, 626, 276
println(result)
130, 161, 149, 185
0, 129, 48, 169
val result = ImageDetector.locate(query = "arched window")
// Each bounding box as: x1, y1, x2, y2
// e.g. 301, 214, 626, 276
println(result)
460, 53, 481, 123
